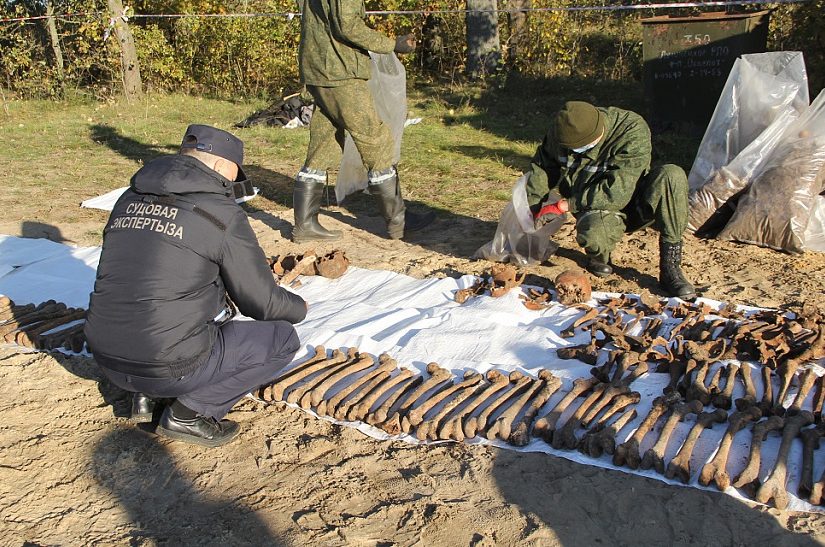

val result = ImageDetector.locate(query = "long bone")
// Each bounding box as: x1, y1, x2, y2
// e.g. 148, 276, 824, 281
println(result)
755, 411, 814, 509
735, 364, 757, 411
327, 356, 399, 418
582, 360, 648, 426
699, 406, 764, 490
383, 364, 452, 434
813, 373, 825, 423
561, 306, 599, 338
665, 409, 728, 483
40, 322, 85, 350
263, 347, 342, 402
590, 391, 641, 429
613, 396, 669, 469
759, 366, 774, 416
480, 370, 555, 442
664, 359, 688, 398
508, 372, 562, 446
318, 354, 396, 417
678, 359, 698, 396
686, 362, 712, 405
0, 303, 36, 323
712, 364, 740, 410
465, 373, 533, 438
485, 374, 550, 441
288, 348, 359, 405
14, 309, 86, 347
366, 371, 423, 425
590, 350, 621, 384
553, 383, 615, 449
350, 367, 414, 422
705, 365, 724, 398
1, 303, 69, 340
331, 370, 392, 419
732, 416, 785, 493
640, 400, 703, 474
787, 368, 817, 416
438, 370, 510, 441
774, 361, 802, 415
417, 375, 487, 441
579, 408, 638, 458
407, 371, 483, 428
305, 352, 375, 408
533, 377, 599, 442
798, 426, 825, 500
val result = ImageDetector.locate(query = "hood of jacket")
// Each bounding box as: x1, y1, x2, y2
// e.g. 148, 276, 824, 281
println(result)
130, 154, 233, 197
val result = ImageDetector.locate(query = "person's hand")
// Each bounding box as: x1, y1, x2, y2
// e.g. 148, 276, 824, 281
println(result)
534, 199, 568, 228
394, 34, 417, 54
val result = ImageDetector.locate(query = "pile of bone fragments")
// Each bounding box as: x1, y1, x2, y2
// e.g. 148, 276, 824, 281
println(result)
257, 275, 825, 511
271, 250, 349, 287
0, 296, 87, 352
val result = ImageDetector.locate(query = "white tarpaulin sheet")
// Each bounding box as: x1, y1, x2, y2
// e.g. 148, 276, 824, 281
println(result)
0, 234, 822, 512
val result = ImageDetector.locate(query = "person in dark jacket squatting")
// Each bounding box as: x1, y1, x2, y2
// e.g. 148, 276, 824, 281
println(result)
527, 101, 696, 299
293, 0, 434, 243
85, 125, 307, 448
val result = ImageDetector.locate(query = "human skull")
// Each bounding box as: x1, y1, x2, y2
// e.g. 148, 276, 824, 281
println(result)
554, 269, 592, 305
315, 250, 349, 279
490, 263, 524, 297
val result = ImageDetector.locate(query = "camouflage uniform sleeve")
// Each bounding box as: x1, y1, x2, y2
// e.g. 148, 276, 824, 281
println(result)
330, 0, 396, 54
579, 113, 651, 212
525, 132, 561, 210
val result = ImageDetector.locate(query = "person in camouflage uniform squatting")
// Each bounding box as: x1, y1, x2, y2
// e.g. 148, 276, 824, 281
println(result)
294, 0, 435, 242
527, 101, 696, 298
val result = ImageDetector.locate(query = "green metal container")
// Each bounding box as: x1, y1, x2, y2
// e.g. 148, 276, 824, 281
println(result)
641, 10, 770, 130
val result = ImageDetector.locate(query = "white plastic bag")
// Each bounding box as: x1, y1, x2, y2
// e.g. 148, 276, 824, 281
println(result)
803, 196, 825, 252
474, 174, 563, 265
687, 52, 809, 191
718, 89, 825, 253
336, 52, 407, 203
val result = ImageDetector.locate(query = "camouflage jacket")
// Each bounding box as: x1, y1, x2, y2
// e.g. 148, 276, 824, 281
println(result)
299, 0, 396, 87
526, 107, 653, 214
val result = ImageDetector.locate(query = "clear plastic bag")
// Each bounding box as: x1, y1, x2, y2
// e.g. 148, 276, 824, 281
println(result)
336, 52, 407, 203
687, 52, 809, 191
474, 174, 563, 265
717, 90, 825, 253
687, 109, 798, 235
803, 195, 825, 252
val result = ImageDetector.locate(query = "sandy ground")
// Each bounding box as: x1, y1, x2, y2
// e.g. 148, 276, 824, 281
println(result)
2, 199, 825, 546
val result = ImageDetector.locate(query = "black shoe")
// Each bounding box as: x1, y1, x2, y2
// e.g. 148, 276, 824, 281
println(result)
156, 406, 240, 448
659, 239, 696, 299
586, 256, 613, 277
293, 170, 342, 243
130, 392, 155, 423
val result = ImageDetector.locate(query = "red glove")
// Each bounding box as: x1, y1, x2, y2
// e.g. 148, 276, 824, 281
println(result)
533, 199, 569, 227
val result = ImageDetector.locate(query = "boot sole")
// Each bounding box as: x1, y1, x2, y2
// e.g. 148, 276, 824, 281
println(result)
156, 425, 240, 448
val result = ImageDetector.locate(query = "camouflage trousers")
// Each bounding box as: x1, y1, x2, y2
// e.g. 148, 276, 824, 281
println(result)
304, 80, 395, 172
575, 164, 689, 262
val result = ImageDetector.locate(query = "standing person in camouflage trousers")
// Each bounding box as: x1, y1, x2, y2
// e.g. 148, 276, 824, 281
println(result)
527, 101, 696, 298
294, 0, 435, 242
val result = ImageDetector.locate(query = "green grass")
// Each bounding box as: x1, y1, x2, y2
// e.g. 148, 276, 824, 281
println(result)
0, 77, 701, 243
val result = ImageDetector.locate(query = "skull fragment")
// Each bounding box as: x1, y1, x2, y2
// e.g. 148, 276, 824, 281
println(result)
490, 263, 525, 297
554, 269, 591, 305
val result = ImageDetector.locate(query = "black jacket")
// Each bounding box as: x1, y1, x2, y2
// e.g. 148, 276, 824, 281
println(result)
85, 155, 307, 379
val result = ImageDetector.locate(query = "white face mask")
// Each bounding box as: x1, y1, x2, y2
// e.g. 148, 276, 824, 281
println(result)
572, 139, 599, 154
